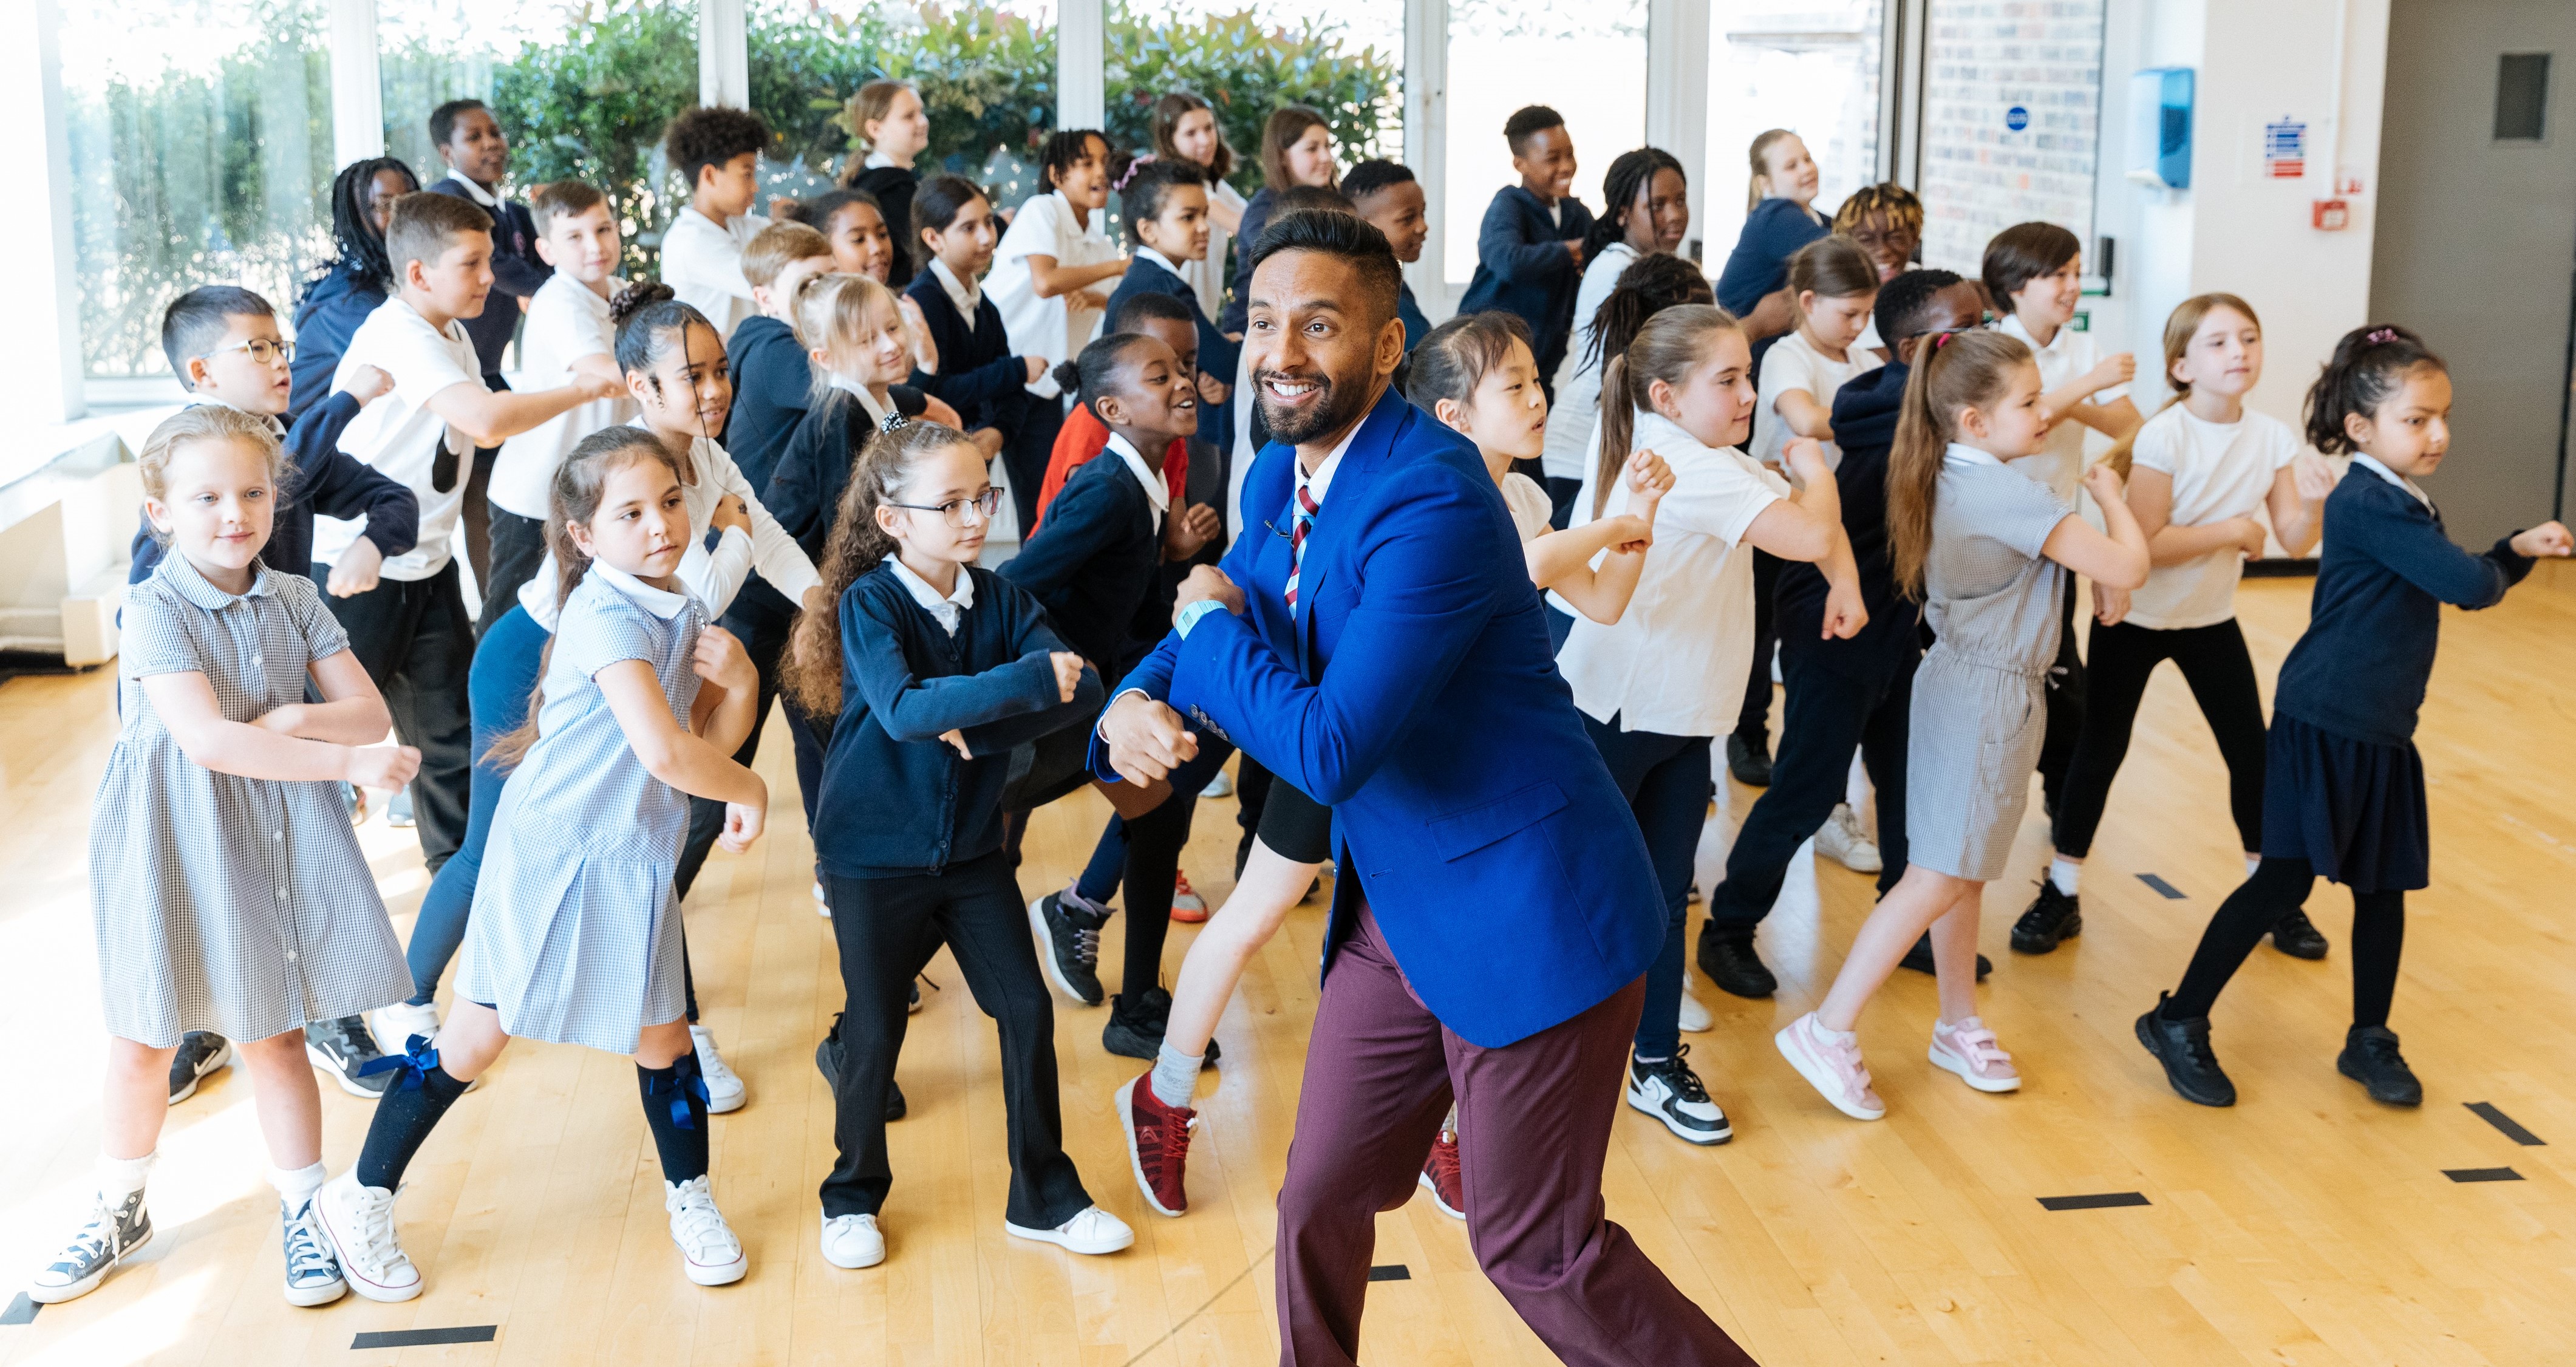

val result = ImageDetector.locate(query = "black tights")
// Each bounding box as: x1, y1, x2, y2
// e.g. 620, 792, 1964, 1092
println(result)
2053, 619, 2268, 857
2167, 857, 2406, 1028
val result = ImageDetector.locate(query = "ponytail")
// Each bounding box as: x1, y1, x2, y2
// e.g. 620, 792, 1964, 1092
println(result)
1886, 329, 2033, 597
1593, 304, 1741, 519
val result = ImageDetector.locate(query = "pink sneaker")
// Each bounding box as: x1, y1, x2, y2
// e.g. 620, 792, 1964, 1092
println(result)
1928, 1017, 2022, 1093
1775, 1012, 1885, 1120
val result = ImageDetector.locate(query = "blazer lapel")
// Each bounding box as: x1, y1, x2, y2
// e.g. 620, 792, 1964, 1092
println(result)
1290, 387, 1410, 680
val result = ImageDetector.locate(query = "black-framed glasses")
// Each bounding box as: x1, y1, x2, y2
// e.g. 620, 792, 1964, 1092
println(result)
887, 488, 1001, 528
205, 337, 295, 366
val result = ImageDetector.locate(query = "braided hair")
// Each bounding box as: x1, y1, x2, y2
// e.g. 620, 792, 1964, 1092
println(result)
325, 157, 421, 291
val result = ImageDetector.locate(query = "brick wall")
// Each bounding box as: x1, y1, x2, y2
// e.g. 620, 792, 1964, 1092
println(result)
1918, 0, 2106, 276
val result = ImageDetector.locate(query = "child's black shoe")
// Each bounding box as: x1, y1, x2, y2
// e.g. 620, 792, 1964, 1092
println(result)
2269, 907, 2329, 960
2336, 1025, 2422, 1106
2136, 994, 2236, 1106
2011, 882, 2081, 954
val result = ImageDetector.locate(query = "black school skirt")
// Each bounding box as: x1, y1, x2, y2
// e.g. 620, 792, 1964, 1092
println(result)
2258, 714, 2430, 893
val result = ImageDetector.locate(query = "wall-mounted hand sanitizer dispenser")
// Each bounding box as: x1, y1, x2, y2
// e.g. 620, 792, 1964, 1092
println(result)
2128, 67, 2194, 189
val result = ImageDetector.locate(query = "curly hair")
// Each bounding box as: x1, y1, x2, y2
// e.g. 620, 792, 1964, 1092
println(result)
664, 106, 772, 187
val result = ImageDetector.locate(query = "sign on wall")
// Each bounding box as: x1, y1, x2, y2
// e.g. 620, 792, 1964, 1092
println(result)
2264, 117, 2308, 179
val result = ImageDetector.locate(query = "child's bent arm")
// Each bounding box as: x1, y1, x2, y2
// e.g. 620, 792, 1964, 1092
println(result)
2130, 468, 2264, 564
2265, 465, 2326, 556
143, 672, 386, 783
1527, 519, 1649, 625
425, 379, 615, 449
1023, 253, 1127, 299
1739, 449, 1844, 563
596, 660, 765, 805
2049, 394, 2142, 441
2045, 469, 2151, 588
254, 650, 394, 744
1774, 388, 1835, 441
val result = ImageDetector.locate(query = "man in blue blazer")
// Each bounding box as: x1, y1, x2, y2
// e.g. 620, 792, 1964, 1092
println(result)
1097, 211, 1754, 1366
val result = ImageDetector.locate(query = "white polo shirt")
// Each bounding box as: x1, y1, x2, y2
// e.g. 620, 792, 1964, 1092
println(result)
491, 273, 637, 520
315, 297, 482, 579
1998, 312, 2127, 504
1751, 327, 1881, 472
661, 206, 770, 343
1556, 409, 1788, 736
2124, 404, 2300, 630
514, 435, 819, 631
989, 191, 1119, 397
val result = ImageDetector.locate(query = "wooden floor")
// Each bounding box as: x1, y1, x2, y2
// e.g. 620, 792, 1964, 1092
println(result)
4, 564, 2574, 1366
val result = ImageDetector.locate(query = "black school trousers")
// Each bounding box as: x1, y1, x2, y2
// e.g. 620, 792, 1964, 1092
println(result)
1735, 550, 1782, 742
2052, 617, 2268, 859
318, 560, 474, 873
1709, 646, 1913, 931
2036, 587, 2088, 807
819, 854, 1091, 1229
477, 506, 548, 639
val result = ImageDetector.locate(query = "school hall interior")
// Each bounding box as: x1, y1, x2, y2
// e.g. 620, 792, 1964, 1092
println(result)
4, 0, 2575, 1362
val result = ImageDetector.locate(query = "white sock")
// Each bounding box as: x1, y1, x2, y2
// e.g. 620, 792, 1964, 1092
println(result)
270, 1161, 327, 1207
97, 1151, 154, 1202
2049, 858, 2082, 896
1809, 1017, 1858, 1046
2245, 854, 2262, 878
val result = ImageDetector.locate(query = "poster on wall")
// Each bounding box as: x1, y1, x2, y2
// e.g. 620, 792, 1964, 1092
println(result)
1915, 0, 2105, 274
2264, 117, 2308, 179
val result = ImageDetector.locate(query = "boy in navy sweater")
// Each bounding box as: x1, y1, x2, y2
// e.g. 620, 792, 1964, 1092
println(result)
1456, 106, 1594, 396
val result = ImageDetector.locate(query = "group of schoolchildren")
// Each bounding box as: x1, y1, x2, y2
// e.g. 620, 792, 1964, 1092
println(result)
40, 83, 2572, 1320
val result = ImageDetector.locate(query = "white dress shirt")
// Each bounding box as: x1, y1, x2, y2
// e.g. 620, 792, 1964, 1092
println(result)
884, 554, 974, 635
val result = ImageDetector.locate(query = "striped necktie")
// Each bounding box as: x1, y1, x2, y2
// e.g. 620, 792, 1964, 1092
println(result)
1283, 482, 1320, 611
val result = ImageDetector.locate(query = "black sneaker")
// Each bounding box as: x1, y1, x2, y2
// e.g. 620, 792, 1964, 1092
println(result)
1624, 1047, 1731, 1145
2135, 993, 2236, 1106
1725, 733, 1773, 786
1900, 933, 1991, 980
2336, 1025, 2422, 1106
2269, 907, 2329, 960
1101, 987, 1220, 1068
1028, 888, 1111, 1006
815, 1018, 907, 1121
2011, 882, 2083, 954
1695, 924, 1776, 999
168, 1031, 233, 1104
27, 1188, 152, 1304
305, 1016, 392, 1099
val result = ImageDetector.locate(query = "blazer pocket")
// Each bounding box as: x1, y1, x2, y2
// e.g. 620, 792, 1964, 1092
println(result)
1426, 780, 1569, 862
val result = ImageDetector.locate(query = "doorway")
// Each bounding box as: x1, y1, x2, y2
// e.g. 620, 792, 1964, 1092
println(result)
2372, 0, 2576, 541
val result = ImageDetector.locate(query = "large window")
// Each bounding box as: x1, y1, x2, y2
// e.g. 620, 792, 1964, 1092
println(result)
61, 0, 335, 378
1916, 0, 2104, 273
1442, 0, 1646, 285
1702, 0, 1883, 269
1103, 0, 1403, 194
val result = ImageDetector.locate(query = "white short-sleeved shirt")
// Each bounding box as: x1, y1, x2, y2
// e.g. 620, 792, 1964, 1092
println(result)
1181, 179, 1249, 324
1751, 327, 1882, 472
316, 298, 482, 579
1998, 312, 2127, 504
989, 191, 1119, 396
1501, 471, 1553, 545
660, 207, 770, 343
2124, 404, 2299, 630
514, 435, 818, 631
1542, 242, 1640, 481
1556, 410, 1788, 736
491, 274, 637, 520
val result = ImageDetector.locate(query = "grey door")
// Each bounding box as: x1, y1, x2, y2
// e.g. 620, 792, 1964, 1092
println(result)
2372, 0, 2576, 543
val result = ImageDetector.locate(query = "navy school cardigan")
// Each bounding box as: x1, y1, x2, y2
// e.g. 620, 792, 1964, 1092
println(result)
2272, 469, 2533, 747
903, 272, 1032, 441
812, 564, 1103, 878
1455, 185, 1595, 380
127, 393, 420, 587
731, 384, 929, 634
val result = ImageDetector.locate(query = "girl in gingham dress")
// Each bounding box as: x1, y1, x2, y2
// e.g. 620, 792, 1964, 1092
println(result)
317, 427, 771, 1299
35, 406, 421, 1308
1775, 330, 2149, 1120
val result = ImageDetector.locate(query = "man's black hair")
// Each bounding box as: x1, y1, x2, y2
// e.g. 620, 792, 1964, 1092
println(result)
664, 106, 772, 188
1244, 208, 1401, 327
161, 285, 275, 386
428, 98, 489, 150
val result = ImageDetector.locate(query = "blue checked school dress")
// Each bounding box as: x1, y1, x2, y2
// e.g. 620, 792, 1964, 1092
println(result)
457, 564, 705, 1054
89, 555, 411, 1048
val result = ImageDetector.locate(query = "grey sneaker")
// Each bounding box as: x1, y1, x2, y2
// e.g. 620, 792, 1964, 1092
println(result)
306, 1016, 392, 1099
168, 1031, 233, 1104
28, 1189, 153, 1304
280, 1193, 347, 1306
1029, 888, 1110, 1006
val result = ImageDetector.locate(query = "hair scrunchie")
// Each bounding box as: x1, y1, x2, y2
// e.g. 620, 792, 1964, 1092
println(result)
880, 411, 911, 434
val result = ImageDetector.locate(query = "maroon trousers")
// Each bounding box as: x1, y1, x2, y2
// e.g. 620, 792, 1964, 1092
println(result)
1275, 906, 1756, 1366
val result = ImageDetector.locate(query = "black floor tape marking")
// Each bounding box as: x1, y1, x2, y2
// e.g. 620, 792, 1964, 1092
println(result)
2467, 1102, 2546, 1146
2443, 1168, 2524, 1184
2136, 873, 2187, 900
2038, 1192, 2152, 1211
351, 1326, 499, 1348
1368, 1264, 1411, 1282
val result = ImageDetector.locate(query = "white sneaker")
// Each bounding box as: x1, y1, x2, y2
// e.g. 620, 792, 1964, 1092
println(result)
1201, 769, 1235, 799
314, 1171, 420, 1302
813, 881, 831, 919
1677, 988, 1712, 1034
820, 1212, 885, 1269
1774, 1012, 1886, 1121
1004, 1204, 1134, 1256
664, 1175, 748, 1286
1815, 803, 1883, 874
691, 1026, 746, 1114
1929, 1016, 2023, 1093
373, 1000, 440, 1052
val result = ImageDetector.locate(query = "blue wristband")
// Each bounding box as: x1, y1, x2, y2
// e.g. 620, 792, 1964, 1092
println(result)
1175, 598, 1228, 638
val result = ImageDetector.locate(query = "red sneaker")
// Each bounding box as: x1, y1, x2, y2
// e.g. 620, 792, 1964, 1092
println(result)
1417, 1128, 1465, 1220
1170, 871, 1209, 924
1116, 1074, 1198, 1217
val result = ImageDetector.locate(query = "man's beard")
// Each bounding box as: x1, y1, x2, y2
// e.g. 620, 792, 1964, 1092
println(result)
1256, 366, 1373, 445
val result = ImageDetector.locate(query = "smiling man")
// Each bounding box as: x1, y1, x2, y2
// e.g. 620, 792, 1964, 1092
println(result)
1095, 210, 1756, 1366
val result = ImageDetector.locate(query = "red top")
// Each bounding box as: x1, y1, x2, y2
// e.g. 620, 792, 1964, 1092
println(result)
1031, 402, 1188, 536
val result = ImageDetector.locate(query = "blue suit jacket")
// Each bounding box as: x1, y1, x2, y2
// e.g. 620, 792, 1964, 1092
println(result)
1094, 386, 1663, 1047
